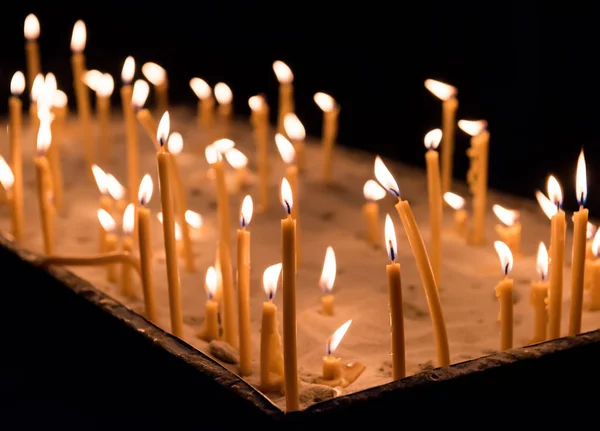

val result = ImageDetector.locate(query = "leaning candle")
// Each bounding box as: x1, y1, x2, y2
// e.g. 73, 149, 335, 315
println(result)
95, 73, 115, 165
199, 266, 220, 342
248, 95, 270, 212
34, 121, 55, 255
225, 148, 249, 193
280, 178, 299, 411
91, 165, 113, 252
547, 175, 566, 340
142, 62, 168, 114
531, 242, 549, 343
424, 79, 458, 193
322, 320, 352, 382
492, 204, 521, 257
319, 246, 336, 316
283, 113, 306, 172
137, 174, 157, 323
443, 192, 469, 238
362, 180, 386, 247
424, 128, 443, 284
273, 61, 294, 135
120, 204, 136, 298
121, 57, 139, 203
260, 263, 284, 391
214, 82, 233, 139
494, 241, 514, 351
314, 92, 340, 183
156, 112, 184, 338
190, 77, 215, 144
8, 71, 25, 242
98, 209, 118, 282
374, 156, 450, 366
237, 195, 253, 376
24, 15, 41, 93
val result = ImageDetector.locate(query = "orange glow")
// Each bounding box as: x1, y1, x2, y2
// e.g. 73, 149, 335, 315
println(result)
384, 214, 398, 262
319, 246, 336, 294
424, 128, 442, 150
458, 119, 487, 136
547, 175, 563, 207
492, 204, 519, 227
275, 133, 295, 164
184, 210, 203, 229
494, 240, 513, 275
141, 62, 166, 86
91, 164, 109, 195
98, 209, 116, 233
121, 56, 135, 85
313, 92, 336, 112
138, 174, 153, 206
214, 83, 232, 104
0, 156, 15, 191
272, 61, 293, 84
10, 72, 25, 96
225, 148, 248, 169
374, 156, 400, 197
70, 20, 86, 52
248, 95, 265, 111
106, 174, 126, 201
157, 111, 170, 147
262, 263, 282, 300
537, 242, 548, 281
240, 195, 253, 227
443, 192, 466, 210
281, 178, 293, 214
36, 122, 52, 155
327, 320, 352, 356
189, 78, 212, 100
205, 266, 218, 300
535, 190, 557, 219
424, 79, 457, 101
24, 14, 40, 40
576, 150, 587, 205
122, 203, 136, 235
167, 132, 184, 155
283, 113, 305, 140
131, 79, 150, 109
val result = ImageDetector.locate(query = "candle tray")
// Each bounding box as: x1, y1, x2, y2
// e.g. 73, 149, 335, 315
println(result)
2, 235, 598, 427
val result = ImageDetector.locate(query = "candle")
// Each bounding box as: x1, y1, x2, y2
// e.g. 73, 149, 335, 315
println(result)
141, 62, 168, 114
29, 74, 44, 126
546, 175, 566, 340
493, 241, 514, 351
319, 246, 336, 316
199, 266, 220, 342
190, 77, 215, 145
248, 95, 270, 212
237, 195, 253, 376
8, 72, 25, 242
214, 82, 233, 139
362, 180, 386, 247
42, 74, 63, 212
260, 263, 284, 391
443, 192, 469, 238
49, 89, 67, 213
585, 228, 599, 292
131, 79, 153, 139
283, 113, 306, 172
0, 158, 14, 209
586, 222, 597, 260
98, 209, 118, 282
156, 112, 184, 338
424, 128, 443, 284
314, 92, 340, 183
106, 174, 127, 217
280, 178, 299, 411
91, 165, 113, 253
492, 204, 521, 257
588, 232, 600, 310
272, 61, 294, 135
424, 79, 458, 193
120, 203, 136, 298
167, 132, 195, 272
96, 73, 115, 165
569, 150, 588, 336
185, 210, 204, 241
458, 120, 489, 246
384, 214, 406, 380
24, 14, 41, 94
322, 320, 352, 382
137, 174, 157, 323
70, 20, 94, 170
374, 156, 450, 366
34, 121, 55, 255
120, 57, 139, 203
531, 242, 549, 343
225, 148, 249, 192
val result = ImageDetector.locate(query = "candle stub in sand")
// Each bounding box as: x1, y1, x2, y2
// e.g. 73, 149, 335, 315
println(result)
198, 266, 220, 342
443, 191, 469, 238
362, 180, 386, 247
493, 204, 521, 258
494, 241, 514, 351
319, 246, 336, 316
260, 263, 284, 392
530, 242, 549, 344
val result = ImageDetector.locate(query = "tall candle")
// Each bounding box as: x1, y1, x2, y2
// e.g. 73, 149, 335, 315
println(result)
424, 128, 443, 284
190, 78, 215, 146
225, 148, 250, 193
531, 242, 549, 344
314, 92, 340, 183
91, 165, 114, 253
49, 89, 67, 213
384, 214, 406, 380
588, 234, 600, 310
29, 73, 43, 126
322, 320, 352, 382
137, 175, 157, 323
131, 79, 152, 141
494, 241, 514, 351
120, 204, 136, 298
237, 195, 253, 376
424, 79, 458, 193
280, 178, 299, 411
214, 83, 233, 139
492, 204, 521, 257
0, 157, 14, 210
156, 112, 184, 338
362, 180, 386, 247
273, 61, 294, 136
319, 246, 336, 316
547, 175, 566, 340
248, 95, 270, 212
283, 113, 306, 172
24, 15, 41, 93
374, 156, 450, 367
142, 62, 168, 114
443, 192, 469, 238
98, 209, 118, 282
199, 266, 220, 342
95, 73, 115, 165
34, 121, 55, 255
260, 263, 284, 391
121, 57, 139, 203
8, 72, 25, 243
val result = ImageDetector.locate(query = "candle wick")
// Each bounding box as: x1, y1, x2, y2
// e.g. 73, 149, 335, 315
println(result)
268, 291, 274, 301
390, 188, 400, 198
504, 263, 509, 276
389, 241, 396, 262
326, 339, 332, 356
241, 216, 246, 228
285, 200, 291, 215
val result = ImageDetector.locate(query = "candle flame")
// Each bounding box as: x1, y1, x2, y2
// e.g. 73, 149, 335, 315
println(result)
314, 92, 336, 112
593, 229, 600, 257
280, 178, 293, 215
98, 209, 116, 233
319, 246, 336, 294
263, 263, 283, 300
185, 210, 203, 229
327, 319, 352, 356
458, 119, 487, 136
31, 73, 44, 102
131, 79, 150, 109
424, 79, 457, 101
141, 62, 166, 86
494, 240, 513, 276
576, 150, 587, 206
248, 95, 265, 111
157, 111, 170, 147
121, 56, 135, 85
91, 164, 109, 195
213, 138, 235, 153
10, 71, 25, 96
122, 203, 136, 236
167, 132, 184, 155
214, 83, 233, 104
363, 179, 386, 201
547, 175, 563, 208
443, 192, 466, 210
0, 156, 15, 191
52, 90, 68, 108
24, 14, 40, 40
225, 148, 248, 169
190, 78, 212, 100
138, 174, 153, 206
587, 222, 597, 240
36, 122, 52, 155
272, 61, 293, 84
70, 20, 86, 52
205, 144, 220, 164
240, 195, 253, 227
106, 174, 126, 201
535, 190, 557, 219
536, 242, 548, 281
384, 214, 398, 262
174, 222, 182, 241
374, 156, 400, 197
205, 266, 218, 300
424, 128, 442, 150
283, 113, 306, 141
275, 133, 296, 164
44, 72, 57, 94
96, 73, 114, 97
83, 69, 102, 92
492, 204, 519, 227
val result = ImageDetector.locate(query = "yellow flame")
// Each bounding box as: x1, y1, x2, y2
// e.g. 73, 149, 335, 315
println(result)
374, 156, 399, 196
492, 204, 519, 227
98, 209, 116, 233
319, 246, 336, 294
106, 174, 126, 201
138, 174, 153, 205
587, 222, 597, 240
535, 190, 557, 219
213, 138, 235, 153
174, 222, 182, 241
547, 175, 563, 207
189, 78, 212, 100
96, 73, 114, 97
36, 122, 52, 154
443, 192, 465, 210
0, 156, 15, 190
205, 266, 218, 299
275, 133, 295, 164
70, 20, 86, 52
167, 132, 183, 155
272, 61, 293, 84
314, 92, 336, 112
204, 144, 220, 165
536, 242, 548, 281
131, 79, 150, 108
24, 14, 40, 40
225, 148, 248, 169
283, 113, 306, 140
281, 178, 293, 214
576, 150, 587, 205
121, 56, 135, 84
384, 214, 397, 261
493, 240, 513, 275
185, 210, 203, 228
83, 69, 102, 91
91, 164, 109, 195
156, 212, 163, 224
240, 195, 253, 227
31, 73, 44, 102
214, 83, 232, 104
263, 263, 283, 299
424, 79, 457, 101
424, 128, 442, 150
363, 179, 386, 201
458, 119, 487, 136
10, 72, 25, 96
157, 111, 170, 146
593, 229, 600, 257
122, 203, 136, 235
141, 62, 166, 86
327, 319, 352, 356
52, 90, 68, 108
248, 95, 265, 111
43, 73, 56, 95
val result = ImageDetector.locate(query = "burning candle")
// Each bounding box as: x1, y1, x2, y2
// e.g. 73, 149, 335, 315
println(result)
280, 178, 299, 411
424, 79, 458, 193
132, 80, 154, 142
185, 210, 204, 241
458, 119, 489, 246
248, 95, 270, 212
237, 195, 253, 376
156, 112, 184, 338
190, 77, 215, 143
322, 320, 352, 382
49, 88, 66, 213
586, 222, 596, 260
384, 214, 406, 380
374, 156, 450, 366
492, 204, 521, 257
424, 128, 443, 284
8, 71, 25, 242
120, 203, 136, 298
273, 61, 294, 135
106, 174, 127, 216
569, 150, 588, 336
319, 246, 337, 316
98, 209, 118, 282
92, 165, 113, 252
588, 231, 600, 310
531, 242, 549, 344
199, 266, 220, 342
494, 241, 514, 351
142, 62, 168, 114
95, 73, 115, 165
0, 157, 14, 209
546, 175, 566, 340
260, 263, 284, 391
24, 14, 41, 93
214, 82, 233, 138
283, 113, 306, 172
120, 56, 139, 203
225, 148, 249, 192
314, 92, 340, 183
29, 73, 43, 125
35, 120, 55, 255
137, 174, 157, 323
362, 180, 386, 247
443, 192, 469, 238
